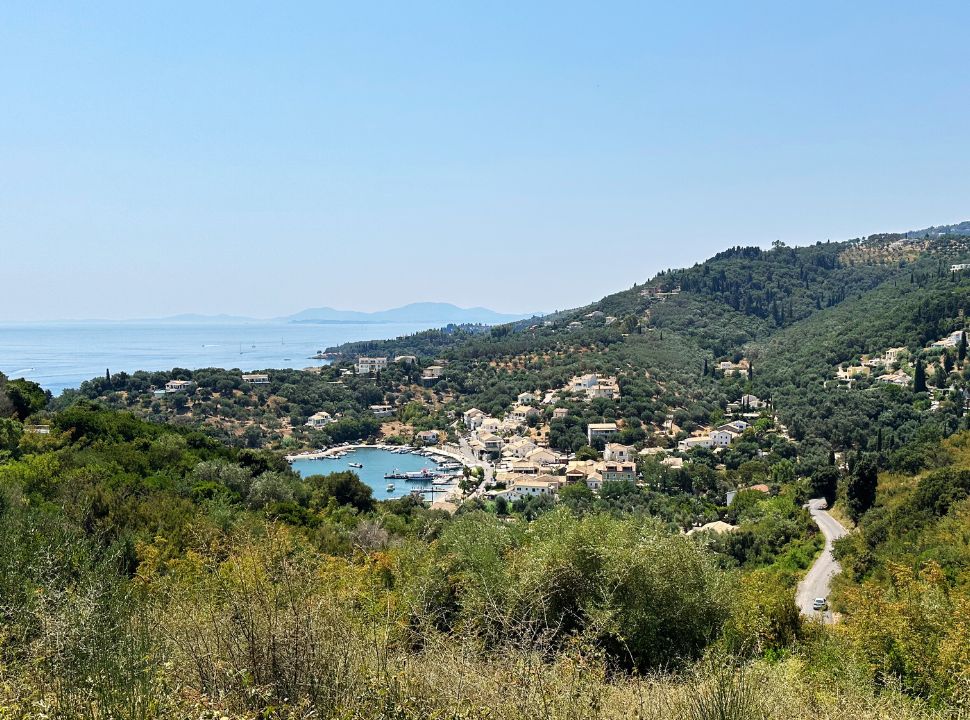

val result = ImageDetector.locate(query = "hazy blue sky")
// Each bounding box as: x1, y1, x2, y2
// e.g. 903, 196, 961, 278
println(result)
1, 2, 968, 321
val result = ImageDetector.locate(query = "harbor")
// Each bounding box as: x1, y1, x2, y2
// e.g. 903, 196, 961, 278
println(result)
288, 444, 467, 502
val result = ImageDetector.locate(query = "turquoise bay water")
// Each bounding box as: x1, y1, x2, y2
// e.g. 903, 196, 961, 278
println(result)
290, 448, 455, 501
0, 321, 431, 395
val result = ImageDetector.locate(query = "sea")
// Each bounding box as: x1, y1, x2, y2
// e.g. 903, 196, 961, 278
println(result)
290, 447, 456, 501
0, 321, 432, 395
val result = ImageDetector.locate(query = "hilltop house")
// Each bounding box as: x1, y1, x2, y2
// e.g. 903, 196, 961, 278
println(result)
356, 357, 387, 374
305, 411, 334, 429
241, 373, 269, 384
587, 422, 618, 444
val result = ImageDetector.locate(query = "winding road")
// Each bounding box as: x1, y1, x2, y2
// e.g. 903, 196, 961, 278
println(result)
796, 499, 848, 623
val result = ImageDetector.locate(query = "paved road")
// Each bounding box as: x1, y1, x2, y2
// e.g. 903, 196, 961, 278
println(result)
796, 499, 848, 623
455, 437, 494, 499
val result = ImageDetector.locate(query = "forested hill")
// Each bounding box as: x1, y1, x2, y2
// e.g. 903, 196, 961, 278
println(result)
321, 228, 970, 455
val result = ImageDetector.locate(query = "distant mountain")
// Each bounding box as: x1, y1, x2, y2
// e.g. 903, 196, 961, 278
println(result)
283, 302, 539, 325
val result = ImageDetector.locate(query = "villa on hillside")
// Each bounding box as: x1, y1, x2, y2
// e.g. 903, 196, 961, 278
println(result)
241, 373, 269, 384
510, 405, 539, 424
165, 379, 193, 394
306, 411, 334, 429
370, 404, 395, 417
877, 369, 911, 387
552, 407, 569, 420
421, 365, 445, 384
416, 430, 440, 445
394, 355, 417, 364
601, 461, 637, 483
718, 359, 750, 376
568, 373, 620, 400
603, 443, 633, 462
587, 422, 618, 444
356, 357, 388, 374
463, 407, 486, 430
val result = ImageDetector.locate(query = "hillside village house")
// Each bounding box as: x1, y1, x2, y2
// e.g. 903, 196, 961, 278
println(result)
585, 472, 604, 491
552, 407, 569, 420
931, 330, 964, 349
370, 404, 395, 417
679, 435, 713, 451
506, 475, 561, 502
587, 422, 618, 443
241, 373, 269, 384
878, 369, 911, 387
568, 373, 619, 400
421, 365, 445, 384
603, 443, 633, 462
510, 405, 539, 424
416, 430, 440, 445
728, 394, 766, 413
517, 391, 537, 404
951, 263, 970, 272
601, 461, 637, 483
480, 417, 502, 434
165, 379, 193, 394
504, 437, 537, 459
356, 357, 388, 374
718, 359, 750, 376
305, 411, 334, 429
526, 447, 563, 466
463, 408, 485, 430
394, 355, 417, 364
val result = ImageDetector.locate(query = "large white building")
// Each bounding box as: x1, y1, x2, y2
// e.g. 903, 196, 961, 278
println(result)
356, 357, 388, 374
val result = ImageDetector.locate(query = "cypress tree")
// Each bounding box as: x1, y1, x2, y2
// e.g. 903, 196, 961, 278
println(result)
914, 357, 927, 392
846, 454, 878, 521
959, 331, 967, 363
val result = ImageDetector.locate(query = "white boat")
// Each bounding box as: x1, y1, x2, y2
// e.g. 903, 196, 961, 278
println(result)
386, 483, 395, 491
349, 462, 363, 468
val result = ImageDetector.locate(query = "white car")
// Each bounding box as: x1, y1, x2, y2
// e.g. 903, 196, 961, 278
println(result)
812, 597, 828, 611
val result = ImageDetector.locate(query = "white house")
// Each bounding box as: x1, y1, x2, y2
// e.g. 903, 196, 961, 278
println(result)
416, 430, 440, 445
526, 447, 562, 466
394, 355, 417, 364
356, 357, 388, 374
165, 379, 193, 394
552, 407, 569, 420
480, 417, 501, 434
587, 422, 618, 444
517, 391, 537, 404
507, 476, 561, 501
504, 438, 538, 458
709, 429, 738, 448
678, 436, 713, 451
510, 405, 539, 424
306, 411, 334, 429
241, 373, 269, 384
370, 404, 395, 417
463, 407, 486, 430
603, 443, 633, 463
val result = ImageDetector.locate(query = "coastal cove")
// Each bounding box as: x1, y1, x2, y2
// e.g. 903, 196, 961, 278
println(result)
289, 446, 464, 502
0, 320, 433, 395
